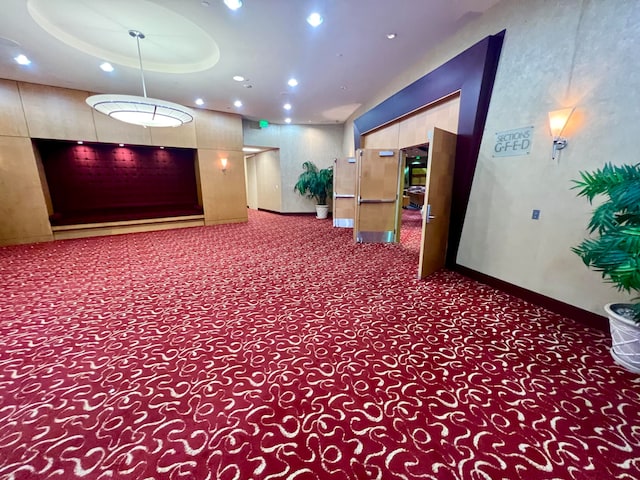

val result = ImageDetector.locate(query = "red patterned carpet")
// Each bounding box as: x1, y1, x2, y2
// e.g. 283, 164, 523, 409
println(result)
1, 209, 639, 480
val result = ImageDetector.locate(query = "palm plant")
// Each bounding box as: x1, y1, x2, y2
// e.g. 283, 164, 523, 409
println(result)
572, 163, 640, 322
293, 161, 333, 205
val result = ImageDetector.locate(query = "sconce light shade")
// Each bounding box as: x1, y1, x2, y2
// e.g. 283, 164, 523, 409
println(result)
548, 107, 575, 161
548, 107, 574, 137
220, 158, 228, 172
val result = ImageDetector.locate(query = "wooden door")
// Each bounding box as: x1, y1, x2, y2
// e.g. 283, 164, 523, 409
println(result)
354, 149, 402, 243
418, 128, 457, 278
333, 156, 357, 228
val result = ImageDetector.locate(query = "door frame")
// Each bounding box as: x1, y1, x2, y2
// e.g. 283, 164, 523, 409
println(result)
353, 31, 504, 266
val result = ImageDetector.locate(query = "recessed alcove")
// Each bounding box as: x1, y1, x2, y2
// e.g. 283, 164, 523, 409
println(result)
34, 139, 203, 227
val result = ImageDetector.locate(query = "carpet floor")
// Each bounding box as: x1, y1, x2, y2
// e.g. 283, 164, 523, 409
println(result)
0, 209, 638, 479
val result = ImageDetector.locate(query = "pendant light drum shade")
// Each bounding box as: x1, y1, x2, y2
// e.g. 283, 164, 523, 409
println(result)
86, 30, 194, 128
86, 94, 194, 127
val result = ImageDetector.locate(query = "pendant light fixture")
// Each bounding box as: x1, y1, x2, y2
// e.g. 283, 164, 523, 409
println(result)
86, 30, 194, 128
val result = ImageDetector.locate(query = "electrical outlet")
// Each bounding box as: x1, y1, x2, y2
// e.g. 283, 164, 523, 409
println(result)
532, 209, 540, 220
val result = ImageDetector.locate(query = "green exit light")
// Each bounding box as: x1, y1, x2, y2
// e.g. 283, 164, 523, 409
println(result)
259, 119, 269, 128
416, 156, 421, 160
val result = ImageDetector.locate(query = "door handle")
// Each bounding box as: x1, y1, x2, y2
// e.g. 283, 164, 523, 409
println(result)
358, 197, 396, 205
425, 204, 435, 223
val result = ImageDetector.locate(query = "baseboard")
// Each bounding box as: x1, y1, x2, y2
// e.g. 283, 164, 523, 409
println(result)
52, 215, 205, 240
0, 234, 54, 247
453, 264, 608, 332
257, 208, 319, 216
205, 217, 248, 226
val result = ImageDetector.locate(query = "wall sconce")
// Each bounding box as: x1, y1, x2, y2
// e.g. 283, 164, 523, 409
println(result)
220, 158, 228, 173
548, 107, 574, 161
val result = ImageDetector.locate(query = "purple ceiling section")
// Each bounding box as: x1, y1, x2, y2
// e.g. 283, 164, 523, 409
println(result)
354, 31, 505, 266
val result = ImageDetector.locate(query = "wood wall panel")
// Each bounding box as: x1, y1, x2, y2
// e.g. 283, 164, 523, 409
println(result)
195, 109, 243, 150
0, 79, 28, 137
0, 79, 246, 245
150, 121, 197, 148
397, 109, 429, 149
362, 94, 461, 151
19, 83, 97, 141
0, 136, 53, 245
398, 95, 460, 148
197, 149, 248, 225
363, 122, 400, 148
93, 108, 152, 145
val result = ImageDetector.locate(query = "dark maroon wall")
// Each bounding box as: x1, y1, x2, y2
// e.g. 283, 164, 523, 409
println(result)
37, 140, 202, 224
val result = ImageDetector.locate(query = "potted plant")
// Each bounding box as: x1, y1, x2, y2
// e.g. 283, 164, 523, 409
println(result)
572, 162, 640, 373
293, 161, 333, 219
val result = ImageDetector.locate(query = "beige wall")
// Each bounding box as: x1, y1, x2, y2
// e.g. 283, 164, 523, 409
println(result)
254, 149, 282, 212
457, 0, 638, 314
244, 121, 343, 213
245, 155, 258, 210
344, 0, 639, 316
0, 79, 246, 245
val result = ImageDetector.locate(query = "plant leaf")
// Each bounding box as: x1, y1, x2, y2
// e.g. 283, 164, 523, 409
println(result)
572, 163, 640, 317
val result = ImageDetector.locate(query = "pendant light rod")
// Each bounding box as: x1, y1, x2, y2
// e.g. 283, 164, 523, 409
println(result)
129, 30, 148, 98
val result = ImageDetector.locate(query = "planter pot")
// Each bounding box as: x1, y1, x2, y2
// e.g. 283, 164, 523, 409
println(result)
316, 204, 329, 219
606, 303, 640, 374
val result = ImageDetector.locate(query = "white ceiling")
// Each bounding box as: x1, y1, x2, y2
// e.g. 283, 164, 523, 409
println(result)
0, 0, 500, 125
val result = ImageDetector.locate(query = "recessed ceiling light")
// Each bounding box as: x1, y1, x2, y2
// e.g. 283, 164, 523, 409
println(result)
119, 143, 124, 147
288, 78, 298, 87
14, 54, 31, 65
243, 84, 253, 89
195, 98, 205, 106
243, 147, 262, 152
234, 100, 242, 107
233, 75, 245, 82
77, 141, 83, 144
100, 62, 114, 72
285, 118, 292, 124
160, 146, 165, 149
386, 33, 397, 39
224, 0, 242, 10
283, 103, 292, 110
307, 12, 323, 27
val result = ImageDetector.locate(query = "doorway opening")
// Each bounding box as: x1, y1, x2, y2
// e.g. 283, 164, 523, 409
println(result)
400, 143, 429, 252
